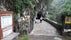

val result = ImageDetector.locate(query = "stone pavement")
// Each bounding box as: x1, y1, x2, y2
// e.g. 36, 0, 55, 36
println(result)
29, 20, 62, 40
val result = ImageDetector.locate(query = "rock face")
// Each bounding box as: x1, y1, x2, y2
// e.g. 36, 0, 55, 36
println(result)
18, 16, 30, 34
17, 9, 32, 35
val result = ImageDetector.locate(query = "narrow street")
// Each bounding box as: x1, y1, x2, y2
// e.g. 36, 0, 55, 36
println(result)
0, 0, 71, 40
29, 20, 62, 40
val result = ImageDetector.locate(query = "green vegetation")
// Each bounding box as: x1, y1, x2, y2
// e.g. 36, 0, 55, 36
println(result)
11, 0, 35, 20
13, 0, 35, 13
6, 0, 71, 24
19, 35, 28, 40
46, 0, 71, 24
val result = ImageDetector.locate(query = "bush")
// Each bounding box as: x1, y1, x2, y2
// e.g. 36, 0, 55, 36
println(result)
19, 35, 28, 40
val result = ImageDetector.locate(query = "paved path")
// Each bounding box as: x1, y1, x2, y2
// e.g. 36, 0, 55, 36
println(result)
29, 20, 62, 40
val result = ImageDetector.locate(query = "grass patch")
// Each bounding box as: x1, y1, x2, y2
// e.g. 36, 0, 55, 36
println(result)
18, 35, 28, 40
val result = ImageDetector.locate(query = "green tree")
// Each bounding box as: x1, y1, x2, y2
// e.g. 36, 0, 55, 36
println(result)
46, 0, 71, 24
11, 0, 35, 20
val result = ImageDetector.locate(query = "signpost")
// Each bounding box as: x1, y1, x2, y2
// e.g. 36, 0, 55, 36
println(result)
64, 16, 71, 32
0, 11, 14, 39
